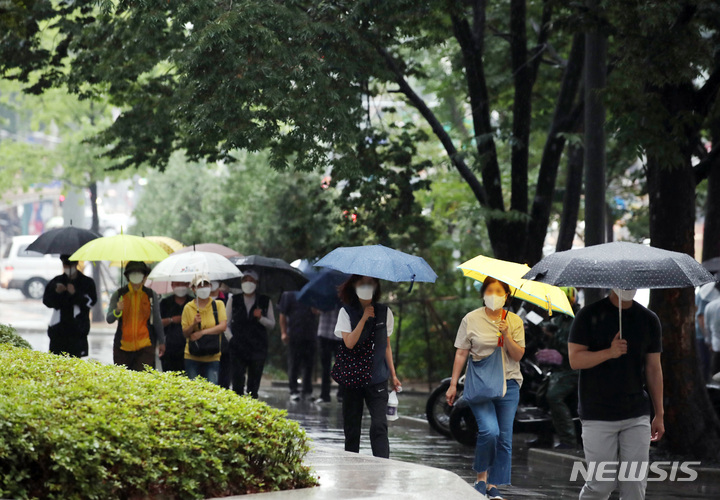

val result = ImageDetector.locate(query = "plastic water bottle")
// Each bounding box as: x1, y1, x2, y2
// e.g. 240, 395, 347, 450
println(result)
387, 390, 399, 421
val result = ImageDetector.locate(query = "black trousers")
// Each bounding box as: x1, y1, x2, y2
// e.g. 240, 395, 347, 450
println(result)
711, 351, 720, 379
232, 355, 265, 398
319, 337, 343, 400
342, 381, 389, 458
288, 339, 316, 395
160, 354, 185, 373
218, 351, 232, 389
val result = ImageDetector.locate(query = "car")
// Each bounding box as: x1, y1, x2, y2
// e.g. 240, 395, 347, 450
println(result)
0, 235, 63, 300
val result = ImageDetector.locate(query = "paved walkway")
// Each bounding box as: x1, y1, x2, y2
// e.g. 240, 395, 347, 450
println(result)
216, 445, 477, 500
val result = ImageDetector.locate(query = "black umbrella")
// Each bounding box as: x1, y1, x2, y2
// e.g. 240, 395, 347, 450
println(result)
522, 241, 715, 337
297, 269, 349, 311
26, 226, 101, 256
228, 255, 308, 295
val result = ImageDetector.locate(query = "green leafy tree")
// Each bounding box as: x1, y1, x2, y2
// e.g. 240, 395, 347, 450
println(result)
1, 0, 587, 264
600, 0, 720, 457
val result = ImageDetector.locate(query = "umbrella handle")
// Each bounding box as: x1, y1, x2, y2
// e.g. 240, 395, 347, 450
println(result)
618, 299, 622, 340
407, 274, 416, 294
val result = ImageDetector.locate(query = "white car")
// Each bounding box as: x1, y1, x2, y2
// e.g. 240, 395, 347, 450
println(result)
0, 235, 63, 299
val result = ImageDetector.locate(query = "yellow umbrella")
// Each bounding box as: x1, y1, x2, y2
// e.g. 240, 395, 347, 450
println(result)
109, 236, 184, 267
458, 255, 574, 317
70, 230, 170, 263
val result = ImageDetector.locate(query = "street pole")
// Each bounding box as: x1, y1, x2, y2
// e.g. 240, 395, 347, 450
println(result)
583, 0, 607, 305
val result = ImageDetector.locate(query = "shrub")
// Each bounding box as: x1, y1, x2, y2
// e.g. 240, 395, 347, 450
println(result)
0, 323, 32, 349
0, 345, 317, 499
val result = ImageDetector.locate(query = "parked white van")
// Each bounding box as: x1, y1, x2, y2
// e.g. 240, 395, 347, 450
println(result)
0, 235, 63, 299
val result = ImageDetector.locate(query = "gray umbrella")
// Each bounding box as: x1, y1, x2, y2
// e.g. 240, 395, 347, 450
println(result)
522, 241, 716, 337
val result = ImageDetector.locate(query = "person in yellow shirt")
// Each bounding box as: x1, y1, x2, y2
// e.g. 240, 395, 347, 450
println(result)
181, 275, 227, 385
107, 261, 165, 371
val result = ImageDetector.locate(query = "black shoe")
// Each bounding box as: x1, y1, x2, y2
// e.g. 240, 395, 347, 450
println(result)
526, 437, 553, 448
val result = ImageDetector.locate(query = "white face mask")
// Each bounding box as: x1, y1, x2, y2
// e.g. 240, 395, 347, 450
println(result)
355, 284, 375, 301
195, 287, 212, 300
63, 265, 77, 278
241, 281, 257, 295
210, 281, 220, 291
173, 286, 188, 298
484, 294, 506, 311
613, 289, 637, 302
128, 272, 145, 285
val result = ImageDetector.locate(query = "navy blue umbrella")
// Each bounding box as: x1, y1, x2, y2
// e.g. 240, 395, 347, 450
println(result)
315, 245, 437, 286
297, 269, 349, 311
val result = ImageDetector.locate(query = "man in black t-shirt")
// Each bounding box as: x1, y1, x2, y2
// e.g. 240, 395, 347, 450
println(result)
568, 289, 664, 500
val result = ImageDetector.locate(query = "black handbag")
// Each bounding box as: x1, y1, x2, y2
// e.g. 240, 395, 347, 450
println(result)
189, 301, 222, 357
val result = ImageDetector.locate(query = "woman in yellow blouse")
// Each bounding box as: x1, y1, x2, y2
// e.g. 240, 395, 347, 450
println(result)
181, 275, 227, 384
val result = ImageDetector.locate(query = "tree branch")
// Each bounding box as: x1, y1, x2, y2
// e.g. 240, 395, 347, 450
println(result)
377, 46, 489, 206
450, 1, 504, 211
694, 142, 720, 184
529, 0, 553, 83
695, 65, 720, 116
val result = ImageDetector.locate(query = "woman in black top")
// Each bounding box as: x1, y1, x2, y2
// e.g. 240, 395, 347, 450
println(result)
334, 275, 401, 458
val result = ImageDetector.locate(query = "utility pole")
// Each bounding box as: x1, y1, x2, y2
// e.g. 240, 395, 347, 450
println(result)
583, 0, 607, 305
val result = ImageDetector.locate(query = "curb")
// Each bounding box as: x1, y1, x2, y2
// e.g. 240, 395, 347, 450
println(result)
216, 445, 477, 499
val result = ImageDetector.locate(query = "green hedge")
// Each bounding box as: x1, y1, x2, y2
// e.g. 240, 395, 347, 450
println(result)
0, 323, 32, 349
0, 345, 317, 499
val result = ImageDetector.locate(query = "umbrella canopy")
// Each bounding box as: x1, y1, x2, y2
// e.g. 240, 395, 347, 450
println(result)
109, 236, 185, 267
458, 255, 574, 317
522, 242, 715, 289
228, 255, 308, 295
26, 226, 101, 256
148, 251, 242, 283
297, 269, 349, 311
522, 241, 715, 338
175, 243, 242, 258
70, 232, 169, 263
315, 244, 437, 284
291, 258, 319, 279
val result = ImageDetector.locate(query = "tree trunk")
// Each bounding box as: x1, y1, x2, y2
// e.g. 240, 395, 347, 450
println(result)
510, 0, 530, 216
88, 181, 104, 323
647, 154, 720, 458
702, 126, 720, 262
556, 142, 584, 252
583, 0, 607, 305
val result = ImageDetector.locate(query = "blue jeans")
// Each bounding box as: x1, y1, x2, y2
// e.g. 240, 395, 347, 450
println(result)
469, 379, 520, 485
185, 359, 220, 385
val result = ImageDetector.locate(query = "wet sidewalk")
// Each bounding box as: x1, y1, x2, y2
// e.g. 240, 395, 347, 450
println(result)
221, 445, 477, 500
255, 387, 720, 499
